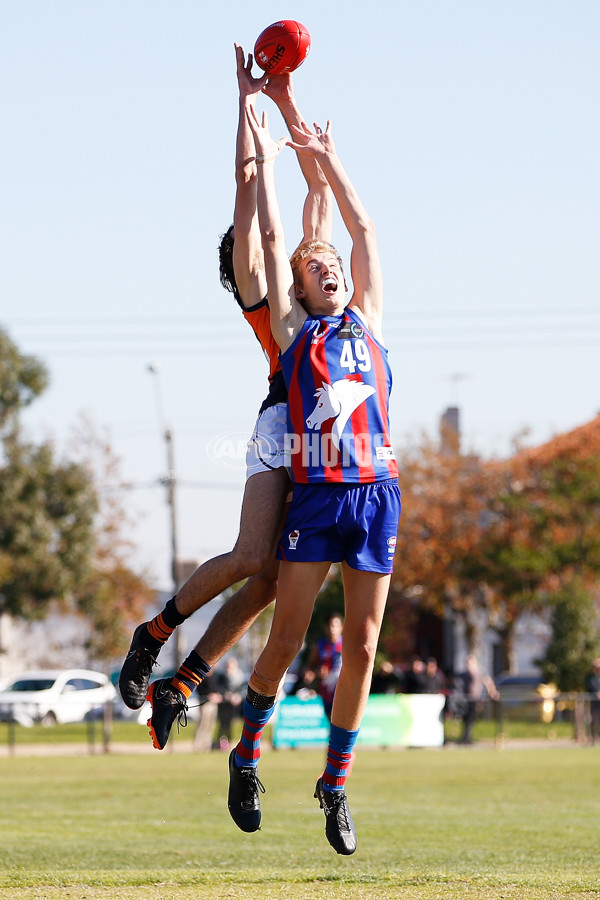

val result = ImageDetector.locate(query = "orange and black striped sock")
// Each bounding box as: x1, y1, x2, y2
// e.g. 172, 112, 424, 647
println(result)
170, 650, 212, 699
146, 596, 187, 647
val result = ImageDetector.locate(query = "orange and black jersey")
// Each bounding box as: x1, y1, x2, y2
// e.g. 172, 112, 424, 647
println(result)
234, 290, 287, 413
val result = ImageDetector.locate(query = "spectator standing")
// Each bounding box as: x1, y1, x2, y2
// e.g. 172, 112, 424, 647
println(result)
370, 659, 403, 694
404, 656, 428, 694
216, 657, 246, 750
423, 657, 446, 694
455, 654, 499, 745
585, 658, 600, 744
193, 673, 222, 752
305, 613, 344, 720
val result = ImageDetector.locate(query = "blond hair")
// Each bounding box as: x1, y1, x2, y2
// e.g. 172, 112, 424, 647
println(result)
289, 240, 345, 288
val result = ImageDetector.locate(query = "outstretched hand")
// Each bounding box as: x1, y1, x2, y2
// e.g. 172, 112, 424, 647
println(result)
287, 120, 336, 159
262, 73, 294, 106
235, 43, 268, 98
246, 103, 287, 162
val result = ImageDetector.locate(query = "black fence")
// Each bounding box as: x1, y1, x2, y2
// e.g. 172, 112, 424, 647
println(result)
467, 691, 600, 745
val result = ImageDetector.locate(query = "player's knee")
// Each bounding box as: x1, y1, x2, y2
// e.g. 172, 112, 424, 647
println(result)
231, 544, 272, 578
344, 637, 378, 676
268, 632, 303, 670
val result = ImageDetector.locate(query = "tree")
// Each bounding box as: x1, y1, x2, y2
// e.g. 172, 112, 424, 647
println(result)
0, 328, 48, 435
392, 431, 496, 654
67, 415, 154, 659
0, 329, 153, 662
391, 414, 600, 672
540, 579, 600, 691
0, 329, 97, 621
0, 434, 97, 619
472, 417, 600, 669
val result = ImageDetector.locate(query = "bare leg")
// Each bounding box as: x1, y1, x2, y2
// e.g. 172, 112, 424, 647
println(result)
195, 556, 279, 666
249, 561, 331, 695
329, 564, 391, 731
175, 467, 289, 617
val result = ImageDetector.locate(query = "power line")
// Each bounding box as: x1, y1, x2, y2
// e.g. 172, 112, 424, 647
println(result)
11, 322, 600, 342
4, 308, 598, 357
4, 335, 597, 357
4, 306, 599, 325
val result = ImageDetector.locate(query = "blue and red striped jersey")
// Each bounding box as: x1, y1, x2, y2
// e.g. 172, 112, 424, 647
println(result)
279, 307, 398, 484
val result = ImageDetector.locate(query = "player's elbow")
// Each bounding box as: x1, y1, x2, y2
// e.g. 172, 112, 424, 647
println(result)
259, 223, 285, 247
357, 214, 377, 240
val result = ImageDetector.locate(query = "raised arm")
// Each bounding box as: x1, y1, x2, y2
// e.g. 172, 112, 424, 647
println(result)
288, 122, 385, 343
263, 75, 333, 244
230, 44, 268, 308
246, 104, 307, 352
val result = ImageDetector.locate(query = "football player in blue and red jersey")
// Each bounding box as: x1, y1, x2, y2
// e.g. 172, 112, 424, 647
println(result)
227, 106, 401, 855
118, 45, 332, 750
306, 612, 343, 720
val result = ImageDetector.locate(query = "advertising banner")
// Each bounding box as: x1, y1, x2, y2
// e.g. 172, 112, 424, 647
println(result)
272, 693, 445, 748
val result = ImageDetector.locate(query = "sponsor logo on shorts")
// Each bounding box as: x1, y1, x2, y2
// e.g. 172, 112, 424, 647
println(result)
387, 535, 397, 560
288, 529, 300, 550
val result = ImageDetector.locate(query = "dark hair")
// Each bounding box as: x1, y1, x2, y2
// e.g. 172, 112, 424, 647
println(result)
218, 225, 236, 293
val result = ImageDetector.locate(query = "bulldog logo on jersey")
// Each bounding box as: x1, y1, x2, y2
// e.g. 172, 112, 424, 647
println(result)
306, 379, 376, 449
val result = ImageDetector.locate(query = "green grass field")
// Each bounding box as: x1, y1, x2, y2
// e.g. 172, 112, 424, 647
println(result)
1, 744, 599, 899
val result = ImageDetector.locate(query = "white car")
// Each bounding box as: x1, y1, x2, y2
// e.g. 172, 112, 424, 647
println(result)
0, 669, 117, 727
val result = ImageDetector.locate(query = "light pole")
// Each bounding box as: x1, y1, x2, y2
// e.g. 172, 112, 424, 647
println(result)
148, 363, 183, 667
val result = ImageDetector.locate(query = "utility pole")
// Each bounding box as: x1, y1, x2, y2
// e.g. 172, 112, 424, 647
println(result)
148, 363, 183, 668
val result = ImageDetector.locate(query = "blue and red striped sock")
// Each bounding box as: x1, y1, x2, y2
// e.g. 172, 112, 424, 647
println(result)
234, 689, 276, 769
322, 723, 359, 793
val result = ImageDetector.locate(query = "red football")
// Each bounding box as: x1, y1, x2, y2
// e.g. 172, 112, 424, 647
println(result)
254, 20, 311, 75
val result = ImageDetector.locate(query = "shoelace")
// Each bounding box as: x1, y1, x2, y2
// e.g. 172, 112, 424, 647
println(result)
173, 704, 188, 735
320, 788, 351, 831
156, 683, 189, 735
240, 767, 266, 800
129, 645, 159, 679
331, 793, 351, 831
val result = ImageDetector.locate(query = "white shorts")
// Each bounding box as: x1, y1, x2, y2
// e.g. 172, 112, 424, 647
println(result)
245, 403, 291, 480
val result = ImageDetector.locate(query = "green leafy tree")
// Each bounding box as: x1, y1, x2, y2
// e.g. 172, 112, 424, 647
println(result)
0, 435, 97, 619
0, 330, 153, 661
540, 579, 600, 691
0, 330, 97, 620
0, 328, 48, 434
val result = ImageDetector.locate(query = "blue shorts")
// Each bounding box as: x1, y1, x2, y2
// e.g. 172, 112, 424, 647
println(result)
276, 480, 401, 574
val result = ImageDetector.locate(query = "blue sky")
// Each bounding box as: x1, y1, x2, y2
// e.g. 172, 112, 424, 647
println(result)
2, 1, 598, 590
